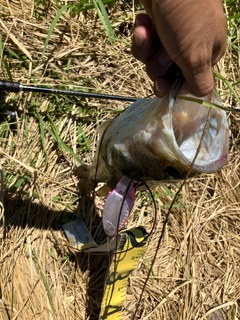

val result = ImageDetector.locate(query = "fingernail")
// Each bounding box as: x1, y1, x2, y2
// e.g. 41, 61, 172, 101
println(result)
155, 78, 169, 97
133, 33, 144, 48
155, 79, 164, 97
158, 50, 172, 66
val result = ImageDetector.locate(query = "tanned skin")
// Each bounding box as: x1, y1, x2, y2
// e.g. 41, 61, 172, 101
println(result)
131, 0, 227, 97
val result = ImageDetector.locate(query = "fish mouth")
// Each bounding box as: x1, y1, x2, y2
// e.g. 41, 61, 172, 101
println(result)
98, 79, 229, 187
163, 86, 229, 174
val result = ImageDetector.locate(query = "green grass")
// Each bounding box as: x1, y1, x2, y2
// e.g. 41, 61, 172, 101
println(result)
0, 1, 239, 320
33, 249, 55, 313
69, 0, 117, 13
0, 0, 238, 204
92, 0, 116, 45
0, 0, 239, 199
41, 5, 69, 59
35, 0, 117, 47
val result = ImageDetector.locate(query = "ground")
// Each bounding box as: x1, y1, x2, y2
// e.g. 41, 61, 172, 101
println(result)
0, 1, 239, 319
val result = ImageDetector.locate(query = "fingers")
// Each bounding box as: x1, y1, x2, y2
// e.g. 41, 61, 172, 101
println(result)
147, 49, 174, 97
135, 13, 152, 30
145, 49, 173, 80
178, 18, 227, 97
178, 36, 227, 97
131, 2, 227, 98
154, 77, 171, 97
131, 14, 153, 63
132, 20, 215, 98
132, 14, 174, 97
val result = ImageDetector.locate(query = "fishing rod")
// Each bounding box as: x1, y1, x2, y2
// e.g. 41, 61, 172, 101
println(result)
0, 80, 139, 102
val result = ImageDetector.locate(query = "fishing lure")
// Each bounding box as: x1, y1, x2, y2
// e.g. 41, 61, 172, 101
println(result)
102, 176, 135, 236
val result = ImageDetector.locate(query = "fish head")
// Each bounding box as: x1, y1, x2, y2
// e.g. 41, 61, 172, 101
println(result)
75, 81, 229, 193
99, 82, 229, 188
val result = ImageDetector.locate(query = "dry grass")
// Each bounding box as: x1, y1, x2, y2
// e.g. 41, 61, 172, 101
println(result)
0, 0, 240, 319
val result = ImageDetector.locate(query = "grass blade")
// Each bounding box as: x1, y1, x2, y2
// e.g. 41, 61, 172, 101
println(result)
46, 115, 82, 164
177, 94, 240, 114
0, 33, 3, 60
33, 249, 55, 313
41, 5, 68, 59
34, 112, 49, 167
3, 59, 13, 81
213, 70, 240, 102
70, 0, 117, 15
93, 0, 115, 45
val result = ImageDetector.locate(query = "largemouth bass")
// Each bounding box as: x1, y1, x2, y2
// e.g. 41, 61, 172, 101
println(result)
75, 81, 229, 195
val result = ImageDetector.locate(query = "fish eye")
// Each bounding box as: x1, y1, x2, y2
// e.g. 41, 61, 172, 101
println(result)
163, 165, 180, 179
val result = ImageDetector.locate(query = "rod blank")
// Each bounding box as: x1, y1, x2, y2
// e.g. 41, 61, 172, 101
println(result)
0, 80, 138, 102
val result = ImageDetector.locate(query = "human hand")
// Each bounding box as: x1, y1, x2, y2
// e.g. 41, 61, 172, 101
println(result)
131, 0, 227, 97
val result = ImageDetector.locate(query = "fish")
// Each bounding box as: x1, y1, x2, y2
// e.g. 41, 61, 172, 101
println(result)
75, 79, 229, 196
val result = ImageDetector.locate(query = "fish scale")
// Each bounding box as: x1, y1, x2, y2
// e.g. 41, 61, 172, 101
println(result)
76, 80, 229, 193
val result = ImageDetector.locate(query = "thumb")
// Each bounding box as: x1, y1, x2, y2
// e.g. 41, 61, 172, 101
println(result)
179, 63, 215, 97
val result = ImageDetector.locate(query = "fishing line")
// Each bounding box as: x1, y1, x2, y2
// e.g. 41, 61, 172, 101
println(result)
72, 152, 158, 318
132, 99, 213, 320
136, 179, 158, 240
93, 125, 109, 191
3, 76, 221, 319
94, 180, 157, 319
95, 177, 136, 319
107, 178, 157, 255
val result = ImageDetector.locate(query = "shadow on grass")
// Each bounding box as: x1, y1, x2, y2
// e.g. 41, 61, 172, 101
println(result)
2, 194, 110, 320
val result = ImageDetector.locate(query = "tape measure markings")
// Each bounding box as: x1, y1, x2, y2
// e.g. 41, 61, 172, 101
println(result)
99, 227, 147, 320
63, 219, 148, 320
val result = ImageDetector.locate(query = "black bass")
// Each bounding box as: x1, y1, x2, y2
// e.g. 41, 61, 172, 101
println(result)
75, 81, 229, 195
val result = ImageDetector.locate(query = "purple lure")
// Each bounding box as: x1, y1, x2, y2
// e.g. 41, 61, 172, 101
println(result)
102, 176, 135, 236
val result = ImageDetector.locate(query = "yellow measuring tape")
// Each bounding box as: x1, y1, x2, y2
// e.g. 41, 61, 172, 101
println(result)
99, 227, 147, 320
63, 220, 147, 320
